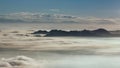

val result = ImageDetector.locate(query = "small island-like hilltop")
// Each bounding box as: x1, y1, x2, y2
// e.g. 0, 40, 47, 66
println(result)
32, 28, 120, 37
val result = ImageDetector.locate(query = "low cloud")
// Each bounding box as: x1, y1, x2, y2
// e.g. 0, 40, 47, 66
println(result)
0, 12, 119, 30
0, 56, 39, 68
95, 19, 116, 24
0, 17, 25, 23
62, 21, 79, 23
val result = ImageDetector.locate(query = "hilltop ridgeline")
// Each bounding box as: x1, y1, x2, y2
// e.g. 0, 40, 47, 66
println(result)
32, 28, 114, 37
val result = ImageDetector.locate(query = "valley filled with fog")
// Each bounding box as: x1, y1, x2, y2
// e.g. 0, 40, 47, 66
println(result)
0, 29, 120, 68
0, 0, 120, 68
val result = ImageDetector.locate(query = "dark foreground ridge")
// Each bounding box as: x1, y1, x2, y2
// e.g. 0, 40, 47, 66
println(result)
32, 28, 120, 37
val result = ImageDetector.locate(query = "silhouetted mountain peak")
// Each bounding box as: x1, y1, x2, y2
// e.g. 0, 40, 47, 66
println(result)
32, 28, 112, 37
92, 28, 110, 34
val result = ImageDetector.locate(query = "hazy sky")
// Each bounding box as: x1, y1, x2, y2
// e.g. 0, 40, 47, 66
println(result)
0, 0, 120, 30
0, 0, 120, 17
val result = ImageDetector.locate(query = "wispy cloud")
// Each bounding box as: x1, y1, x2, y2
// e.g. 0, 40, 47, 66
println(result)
49, 9, 60, 12
0, 12, 119, 30
0, 12, 118, 24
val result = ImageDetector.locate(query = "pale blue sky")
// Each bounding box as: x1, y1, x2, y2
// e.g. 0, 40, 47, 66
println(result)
0, 0, 120, 17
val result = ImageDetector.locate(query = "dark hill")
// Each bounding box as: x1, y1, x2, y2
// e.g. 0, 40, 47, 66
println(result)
32, 28, 112, 37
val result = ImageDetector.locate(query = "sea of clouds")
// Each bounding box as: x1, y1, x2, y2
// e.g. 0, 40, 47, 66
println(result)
0, 30, 120, 68
0, 30, 120, 55
0, 56, 41, 68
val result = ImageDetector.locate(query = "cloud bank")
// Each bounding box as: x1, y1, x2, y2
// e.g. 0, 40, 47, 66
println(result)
0, 12, 118, 24
0, 56, 39, 68
0, 12, 119, 30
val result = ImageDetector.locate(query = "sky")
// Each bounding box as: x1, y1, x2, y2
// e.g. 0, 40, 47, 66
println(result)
0, 0, 120, 17
0, 0, 120, 30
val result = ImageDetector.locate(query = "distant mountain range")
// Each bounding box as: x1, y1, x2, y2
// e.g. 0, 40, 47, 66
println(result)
32, 29, 120, 37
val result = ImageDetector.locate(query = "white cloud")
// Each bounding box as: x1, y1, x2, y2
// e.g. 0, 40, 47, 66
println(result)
0, 12, 119, 30
49, 9, 60, 12
0, 56, 39, 68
